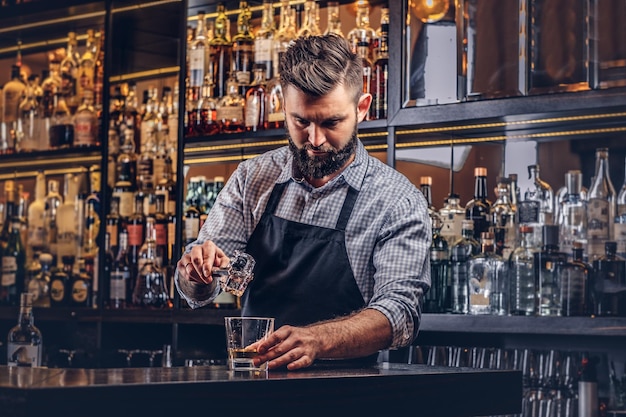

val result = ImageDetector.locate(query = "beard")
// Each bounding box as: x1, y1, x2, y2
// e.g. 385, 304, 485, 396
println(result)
288, 126, 358, 179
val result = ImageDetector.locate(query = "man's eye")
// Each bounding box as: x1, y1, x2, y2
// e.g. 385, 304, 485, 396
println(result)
323, 120, 339, 128
295, 118, 309, 126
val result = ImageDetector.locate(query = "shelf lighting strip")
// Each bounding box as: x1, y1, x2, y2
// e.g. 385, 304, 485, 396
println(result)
0, 33, 89, 56
109, 66, 180, 83
0, 163, 97, 181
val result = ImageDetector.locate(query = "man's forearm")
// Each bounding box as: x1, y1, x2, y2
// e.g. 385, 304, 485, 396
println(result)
309, 308, 393, 359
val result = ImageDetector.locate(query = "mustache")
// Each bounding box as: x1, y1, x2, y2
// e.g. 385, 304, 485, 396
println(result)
303, 143, 329, 152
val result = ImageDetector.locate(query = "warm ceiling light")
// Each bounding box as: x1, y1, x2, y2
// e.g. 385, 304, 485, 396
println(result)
411, 0, 450, 23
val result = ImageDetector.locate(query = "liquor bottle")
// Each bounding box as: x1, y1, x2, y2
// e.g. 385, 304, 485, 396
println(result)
189, 11, 210, 104
1, 218, 26, 306
298, 0, 321, 37
209, 3, 232, 99
370, 6, 389, 120
245, 65, 267, 132
465, 167, 492, 240
73, 89, 98, 147
272, 0, 296, 70
232, 1, 254, 92
615, 155, 626, 258
82, 167, 101, 259
2, 65, 26, 152
77, 29, 96, 101
356, 39, 373, 101
137, 124, 156, 205
254, 0, 276, 81
152, 195, 168, 268
439, 193, 465, 248
1, 180, 16, 249
324, 1, 343, 37
140, 87, 158, 154
197, 78, 220, 136
123, 82, 141, 143
491, 177, 517, 260
184, 177, 201, 246
592, 241, 626, 316
508, 173, 521, 211
41, 60, 62, 136
467, 231, 508, 315
113, 126, 138, 219
520, 164, 554, 247
587, 148, 616, 260
346, 0, 377, 61
16, 184, 28, 249
49, 255, 73, 307
578, 352, 599, 417
69, 258, 92, 307
425, 215, 450, 313
109, 230, 131, 309
60, 32, 79, 111
7, 293, 42, 367
534, 225, 568, 316
558, 170, 587, 257
28, 252, 52, 308
560, 241, 591, 317
93, 30, 105, 112
48, 88, 74, 149
509, 225, 538, 316
265, 69, 285, 130
216, 74, 245, 133
17, 76, 42, 152
132, 218, 170, 309
44, 179, 63, 265
155, 153, 176, 216
56, 174, 78, 263
450, 220, 480, 314
106, 196, 122, 257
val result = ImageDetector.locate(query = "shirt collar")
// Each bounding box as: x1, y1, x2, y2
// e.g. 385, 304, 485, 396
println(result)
278, 139, 368, 191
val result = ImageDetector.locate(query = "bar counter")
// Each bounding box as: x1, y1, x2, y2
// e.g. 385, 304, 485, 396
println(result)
0, 362, 521, 417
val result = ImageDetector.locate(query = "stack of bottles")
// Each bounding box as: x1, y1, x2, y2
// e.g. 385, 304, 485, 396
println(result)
423, 146, 626, 317
184, 0, 389, 137
1, 29, 105, 154
0, 169, 101, 308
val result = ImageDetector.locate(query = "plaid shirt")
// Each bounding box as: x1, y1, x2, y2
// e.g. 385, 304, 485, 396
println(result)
176, 139, 431, 349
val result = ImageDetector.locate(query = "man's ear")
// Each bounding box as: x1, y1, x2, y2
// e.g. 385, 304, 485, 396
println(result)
357, 93, 373, 122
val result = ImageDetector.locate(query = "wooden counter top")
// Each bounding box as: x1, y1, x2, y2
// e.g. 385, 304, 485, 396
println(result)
0, 363, 521, 417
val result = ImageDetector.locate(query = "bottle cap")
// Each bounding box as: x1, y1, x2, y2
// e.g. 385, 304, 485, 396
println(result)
474, 167, 487, 177
420, 176, 432, 185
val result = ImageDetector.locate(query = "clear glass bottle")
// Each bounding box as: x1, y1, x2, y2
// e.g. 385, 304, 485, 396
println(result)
254, 0, 276, 81
467, 231, 508, 315
298, 0, 322, 37
27, 171, 47, 255
155, 155, 176, 216
184, 177, 201, 246
216, 74, 245, 133
1, 218, 26, 306
560, 241, 591, 317
245, 65, 267, 132
465, 167, 492, 240
0, 180, 16, 248
28, 252, 52, 308
17, 76, 41, 152
324, 1, 343, 37
439, 193, 466, 248
7, 293, 42, 367
232, 1, 255, 91
509, 225, 539, 316
109, 230, 131, 309
450, 220, 480, 314
346, 0, 376, 62
356, 38, 373, 101
272, 0, 296, 72
113, 126, 138, 218
56, 173, 78, 263
2, 64, 26, 152
491, 177, 517, 260
535, 225, 568, 316
520, 164, 554, 248
369, 6, 389, 120
60, 31, 79, 111
587, 148, 616, 261
209, 2, 233, 99
558, 170, 587, 257
77, 28, 96, 100
615, 155, 626, 258
592, 241, 626, 316
189, 11, 209, 101
140, 86, 158, 154
424, 215, 450, 313
132, 217, 170, 309
197, 78, 220, 136
73, 88, 98, 147
44, 179, 63, 266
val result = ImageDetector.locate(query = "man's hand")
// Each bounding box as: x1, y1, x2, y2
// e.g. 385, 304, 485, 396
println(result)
177, 240, 230, 285
252, 309, 392, 371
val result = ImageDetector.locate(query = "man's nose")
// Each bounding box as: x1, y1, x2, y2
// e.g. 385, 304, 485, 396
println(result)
307, 124, 325, 147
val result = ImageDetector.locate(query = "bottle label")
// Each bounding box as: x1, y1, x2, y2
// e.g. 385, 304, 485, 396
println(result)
255, 39, 273, 62
155, 223, 167, 246
267, 111, 285, 123
126, 224, 144, 246
7, 343, 41, 367
1, 256, 17, 286
189, 48, 205, 72
236, 71, 251, 86
114, 190, 135, 218
50, 279, 65, 302
245, 95, 261, 127
28, 225, 46, 248
216, 106, 244, 123
615, 222, 626, 257
587, 198, 610, 257
106, 224, 119, 248
518, 200, 540, 223
440, 213, 464, 240
72, 280, 89, 304
110, 271, 128, 300
185, 217, 200, 243
74, 112, 97, 146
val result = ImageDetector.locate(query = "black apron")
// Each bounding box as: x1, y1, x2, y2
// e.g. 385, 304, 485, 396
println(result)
242, 180, 365, 329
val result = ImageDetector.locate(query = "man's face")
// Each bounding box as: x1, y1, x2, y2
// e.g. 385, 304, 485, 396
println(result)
283, 84, 371, 183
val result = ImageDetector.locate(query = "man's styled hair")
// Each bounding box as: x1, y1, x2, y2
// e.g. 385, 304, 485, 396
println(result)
279, 34, 364, 104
